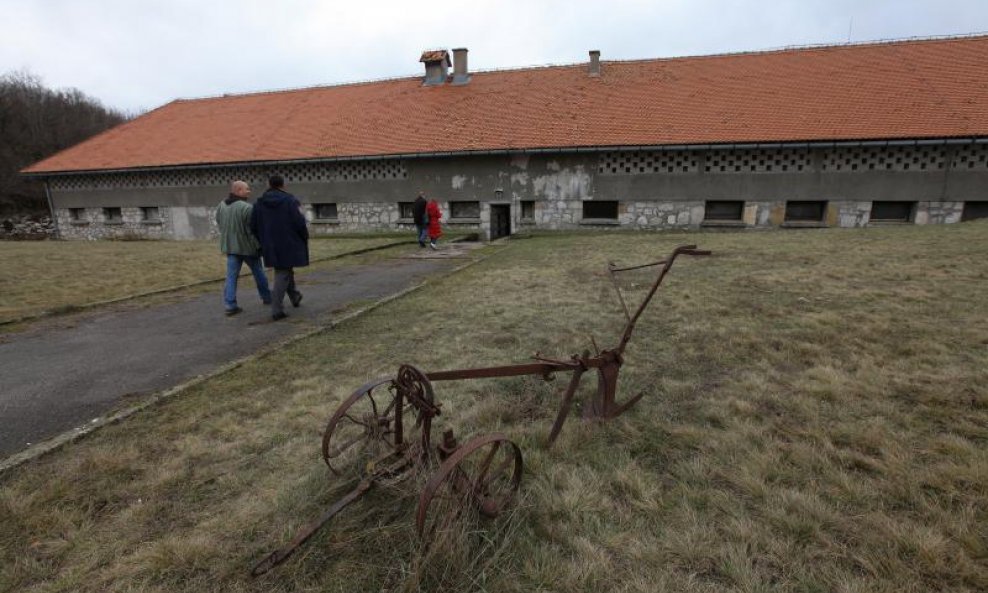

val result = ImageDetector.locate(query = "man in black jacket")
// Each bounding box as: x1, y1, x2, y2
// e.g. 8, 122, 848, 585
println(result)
412, 192, 428, 247
250, 175, 309, 321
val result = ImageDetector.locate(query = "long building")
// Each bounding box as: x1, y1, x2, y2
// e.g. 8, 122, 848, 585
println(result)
22, 36, 988, 240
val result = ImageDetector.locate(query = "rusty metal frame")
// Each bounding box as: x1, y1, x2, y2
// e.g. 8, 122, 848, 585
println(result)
424, 244, 711, 444
251, 244, 710, 576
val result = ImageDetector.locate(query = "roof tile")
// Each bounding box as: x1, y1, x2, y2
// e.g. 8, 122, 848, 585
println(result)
24, 35, 988, 173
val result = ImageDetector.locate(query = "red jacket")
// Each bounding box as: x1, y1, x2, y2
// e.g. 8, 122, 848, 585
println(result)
426, 200, 442, 239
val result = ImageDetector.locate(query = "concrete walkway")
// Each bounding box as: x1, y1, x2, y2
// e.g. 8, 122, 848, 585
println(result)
0, 251, 471, 458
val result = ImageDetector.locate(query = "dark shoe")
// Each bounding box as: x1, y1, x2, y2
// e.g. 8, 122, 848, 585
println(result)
272, 312, 288, 321
225, 306, 242, 316
418, 241, 426, 248
262, 299, 272, 305
290, 292, 303, 308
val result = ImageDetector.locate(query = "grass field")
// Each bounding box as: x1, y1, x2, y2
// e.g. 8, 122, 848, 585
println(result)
1, 222, 987, 592
0, 235, 408, 323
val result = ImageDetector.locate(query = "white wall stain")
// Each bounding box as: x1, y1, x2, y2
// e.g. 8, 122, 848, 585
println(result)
511, 154, 530, 169
451, 175, 467, 189
531, 166, 591, 200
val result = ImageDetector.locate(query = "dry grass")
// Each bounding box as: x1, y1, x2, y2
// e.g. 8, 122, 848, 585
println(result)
2, 222, 987, 592
0, 236, 406, 322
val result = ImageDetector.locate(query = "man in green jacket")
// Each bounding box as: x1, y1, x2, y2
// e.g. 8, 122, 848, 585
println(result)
216, 180, 271, 316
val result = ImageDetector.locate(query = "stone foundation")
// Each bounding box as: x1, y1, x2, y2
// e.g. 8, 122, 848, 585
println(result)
915, 201, 965, 224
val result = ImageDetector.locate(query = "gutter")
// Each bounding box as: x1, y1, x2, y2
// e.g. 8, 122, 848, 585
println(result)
21, 137, 988, 178
43, 180, 60, 239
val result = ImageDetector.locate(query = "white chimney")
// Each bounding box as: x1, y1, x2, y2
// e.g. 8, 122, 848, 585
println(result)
452, 47, 470, 84
589, 50, 601, 76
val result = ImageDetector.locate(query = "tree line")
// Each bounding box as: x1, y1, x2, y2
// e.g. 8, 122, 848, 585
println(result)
0, 70, 130, 216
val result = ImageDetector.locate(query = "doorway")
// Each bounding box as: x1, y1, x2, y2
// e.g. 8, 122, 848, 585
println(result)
490, 204, 511, 240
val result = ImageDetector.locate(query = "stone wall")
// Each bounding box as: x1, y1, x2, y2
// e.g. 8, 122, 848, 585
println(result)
915, 201, 965, 224
0, 214, 56, 239
42, 142, 988, 240
56, 206, 177, 240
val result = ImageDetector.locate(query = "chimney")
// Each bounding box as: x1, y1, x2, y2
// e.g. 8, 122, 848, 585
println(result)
420, 50, 451, 86
589, 50, 601, 77
452, 47, 470, 85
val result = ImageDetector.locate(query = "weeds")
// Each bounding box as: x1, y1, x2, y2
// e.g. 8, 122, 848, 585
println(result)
1, 222, 987, 592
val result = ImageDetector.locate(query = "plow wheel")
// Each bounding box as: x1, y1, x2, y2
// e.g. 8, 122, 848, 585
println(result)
322, 376, 405, 475
415, 433, 523, 540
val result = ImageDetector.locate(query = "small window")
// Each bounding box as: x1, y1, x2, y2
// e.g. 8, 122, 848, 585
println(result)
962, 201, 988, 221
69, 208, 85, 221
870, 201, 914, 223
313, 203, 338, 220
398, 202, 415, 219
103, 207, 122, 223
784, 201, 826, 222
582, 200, 618, 220
141, 206, 160, 221
704, 200, 744, 221
521, 200, 535, 220
450, 201, 480, 219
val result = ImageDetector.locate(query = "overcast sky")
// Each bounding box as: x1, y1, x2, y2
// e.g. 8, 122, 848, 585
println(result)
3, 0, 988, 114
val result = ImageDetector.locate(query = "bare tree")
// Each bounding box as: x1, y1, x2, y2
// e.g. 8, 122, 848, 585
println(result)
0, 70, 130, 215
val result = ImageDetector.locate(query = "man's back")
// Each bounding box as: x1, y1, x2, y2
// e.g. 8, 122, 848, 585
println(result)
216, 199, 259, 255
251, 188, 309, 269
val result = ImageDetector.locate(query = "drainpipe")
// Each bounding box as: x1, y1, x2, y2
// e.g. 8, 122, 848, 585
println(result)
44, 179, 60, 239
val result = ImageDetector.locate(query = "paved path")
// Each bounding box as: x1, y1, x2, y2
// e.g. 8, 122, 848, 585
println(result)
0, 252, 469, 457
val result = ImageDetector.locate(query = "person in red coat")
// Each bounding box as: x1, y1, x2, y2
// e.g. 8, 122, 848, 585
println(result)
426, 198, 442, 249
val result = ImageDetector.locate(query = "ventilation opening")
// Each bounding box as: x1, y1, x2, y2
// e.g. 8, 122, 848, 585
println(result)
520, 200, 535, 221
582, 201, 618, 220
69, 208, 85, 221
141, 206, 160, 221
784, 201, 827, 223
450, 201, 480, 219
314, 203, 338, 220
962, 201, 988, 221
704, 200, 744, 221
103, 207, 122, 223
398, 202, 415, 219
870, 201, 915, 223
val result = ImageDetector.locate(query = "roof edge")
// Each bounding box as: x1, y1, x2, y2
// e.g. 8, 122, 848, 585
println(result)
158, 32, 988, 107
23, 136, 988, 177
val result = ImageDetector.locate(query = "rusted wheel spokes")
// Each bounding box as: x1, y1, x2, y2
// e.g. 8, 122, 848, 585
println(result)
321, 376, 405, 475
416, 433, 523, 540
393, 364, 439, 458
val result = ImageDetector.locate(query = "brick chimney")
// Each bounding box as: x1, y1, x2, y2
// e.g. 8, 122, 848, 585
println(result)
589, 50, 601, 77
420, 50, 451, 85
452, 47, 470, 85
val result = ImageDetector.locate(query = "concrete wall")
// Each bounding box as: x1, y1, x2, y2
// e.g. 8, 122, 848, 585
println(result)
47, 144, 988, 240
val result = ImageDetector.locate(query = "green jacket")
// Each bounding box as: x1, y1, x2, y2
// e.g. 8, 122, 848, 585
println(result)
216, 197, 261, 255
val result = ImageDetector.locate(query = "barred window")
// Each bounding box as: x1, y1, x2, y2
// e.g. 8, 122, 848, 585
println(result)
313, 203, 338, 220
450, 201, 480, 219
103, 207, 122, 223
582, 201, 618, 220
521, 200, 535, 220
704, 201, 744, 221
784, 201, 826, 222
870, 201, 914, 223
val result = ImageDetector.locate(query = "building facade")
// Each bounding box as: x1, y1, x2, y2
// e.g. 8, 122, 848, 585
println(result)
26, 38, 988, 239
46, 141, 988, 240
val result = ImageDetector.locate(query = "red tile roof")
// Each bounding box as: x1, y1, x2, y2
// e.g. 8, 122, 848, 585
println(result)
24, 35, 988, 174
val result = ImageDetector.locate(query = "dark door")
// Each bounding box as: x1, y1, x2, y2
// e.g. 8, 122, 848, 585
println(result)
490, 205, 511, 239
